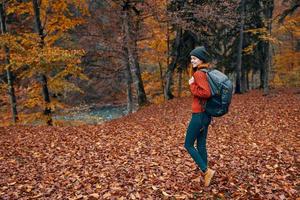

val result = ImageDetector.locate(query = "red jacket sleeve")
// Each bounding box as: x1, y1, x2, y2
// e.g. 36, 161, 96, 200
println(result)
190, 71, 211, 98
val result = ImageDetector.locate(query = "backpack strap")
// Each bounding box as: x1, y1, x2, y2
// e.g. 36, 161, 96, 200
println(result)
200, 68, 209, 73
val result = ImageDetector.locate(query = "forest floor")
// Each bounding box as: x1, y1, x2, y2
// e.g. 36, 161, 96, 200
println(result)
0, 88, 299, 199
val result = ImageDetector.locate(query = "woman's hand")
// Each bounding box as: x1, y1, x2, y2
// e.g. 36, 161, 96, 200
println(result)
189, 77, 195, 85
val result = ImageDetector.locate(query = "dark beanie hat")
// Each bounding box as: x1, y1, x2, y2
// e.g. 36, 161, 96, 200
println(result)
190, 46, 210, 62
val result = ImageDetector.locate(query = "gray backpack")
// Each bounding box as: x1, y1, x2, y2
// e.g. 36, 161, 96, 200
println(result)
200, 68, 233, 117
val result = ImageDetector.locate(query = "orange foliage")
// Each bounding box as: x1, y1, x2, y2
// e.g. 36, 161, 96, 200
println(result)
0, 0, 89, 125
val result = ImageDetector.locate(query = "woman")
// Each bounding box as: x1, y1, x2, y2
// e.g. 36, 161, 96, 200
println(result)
184, 46, 215, 187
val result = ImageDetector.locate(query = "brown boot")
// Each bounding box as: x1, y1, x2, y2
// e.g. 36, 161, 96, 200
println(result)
204, 168, 215, 187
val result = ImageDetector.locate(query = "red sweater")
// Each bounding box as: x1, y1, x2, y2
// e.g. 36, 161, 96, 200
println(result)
190, 70, 211, 113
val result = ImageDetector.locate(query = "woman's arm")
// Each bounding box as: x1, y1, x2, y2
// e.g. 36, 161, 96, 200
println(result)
189, 71, 211, 98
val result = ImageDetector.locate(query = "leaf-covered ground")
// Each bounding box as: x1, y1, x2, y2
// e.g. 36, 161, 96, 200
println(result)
0, 89, 299, 199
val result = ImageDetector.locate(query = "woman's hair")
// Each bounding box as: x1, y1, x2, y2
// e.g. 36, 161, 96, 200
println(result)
190, 60, 209, 76
189, 61, 211, 77
189, 64, 199, 77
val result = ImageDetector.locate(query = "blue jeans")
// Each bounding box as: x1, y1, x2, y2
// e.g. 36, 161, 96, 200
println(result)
184, 112, 212, 173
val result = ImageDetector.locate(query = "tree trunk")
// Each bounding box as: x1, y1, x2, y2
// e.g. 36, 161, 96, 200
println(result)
40, 74, 52, 124
32, 0, 52, 125
158, 62, 165, 98
0, 3, 18, 124
122, 4, 147, 107
126, 62, 133, 114
241, 66, 247, 92
132, 37, 148, 106
7, 68, 18, 123
124, 46, 133, 114
235, 0, 245, 94
177, 68, 182, 97
258, 41, 265, 89
263, 0, 274, 95
263, 41, 270, 95
6, 66, 18, 124
260, 66, 264, 88
166, 15, 170, 70
251, 70, 254, 89
164, 27, 182, 100
165, 20, 170, 98
246, 69, 250, 90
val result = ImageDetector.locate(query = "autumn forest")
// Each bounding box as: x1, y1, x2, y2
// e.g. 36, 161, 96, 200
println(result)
0, 0, 299, 199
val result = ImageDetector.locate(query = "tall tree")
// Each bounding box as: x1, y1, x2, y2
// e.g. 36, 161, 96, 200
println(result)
135, 0, 170, 102
0, 2, 18, 123
124, 48, 133, 113
261, 0, 274, 95
241, 0, 264, 90
122, 19, 133, 113
164, 27, 181, 100
236, 0, 245, 94
32, 0, 53, 125
121, 0, 148, 107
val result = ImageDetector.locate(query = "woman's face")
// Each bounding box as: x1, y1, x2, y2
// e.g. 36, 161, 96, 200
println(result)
191, 56, 203, 68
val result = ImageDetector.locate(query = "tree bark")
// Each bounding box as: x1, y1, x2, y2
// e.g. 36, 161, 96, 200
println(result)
0, 3, 18, 124
235, 0, 245, 94
252, 72, 256, 89
241, 66, 247, 92
177, 68, 182, 97
126, 62, 133, 114
164, 27, 182, 100
32, 0, 52, 125
246, 70, 250, 91
123, 46, 133, 114
260, 65, 264, 88
158, 62, 165, 98
251, 70, 254, 90
6, 67, 18, 123
263, 0, 274, 95
263, 40, 270, 95
132, 35, 148, 106
166, 14, 170, 71
122, 3, 148, 107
